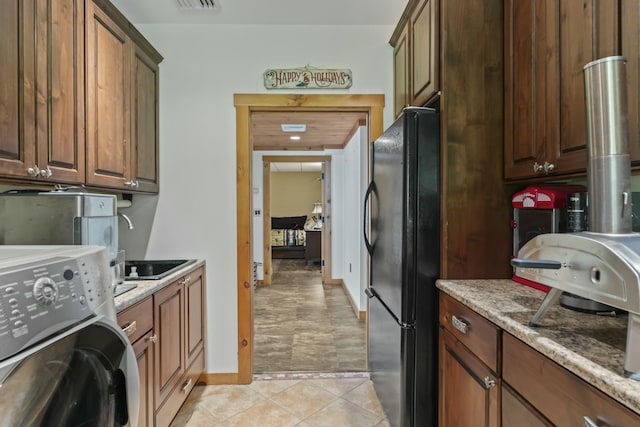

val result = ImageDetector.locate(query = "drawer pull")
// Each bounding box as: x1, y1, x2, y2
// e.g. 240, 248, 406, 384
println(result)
122, 321, 137, 337
179, 276, 191, 286
146, 334, 158, 343
483, 376, 496, 388
584, 417, 607, 427
181, 378, 193, 393
451, 315, 469, 334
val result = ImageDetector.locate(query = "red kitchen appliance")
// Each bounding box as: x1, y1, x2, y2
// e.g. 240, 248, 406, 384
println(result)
511, 184, 587, 291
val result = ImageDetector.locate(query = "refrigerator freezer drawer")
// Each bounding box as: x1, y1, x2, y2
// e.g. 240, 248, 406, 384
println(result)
439, 293, 501, 373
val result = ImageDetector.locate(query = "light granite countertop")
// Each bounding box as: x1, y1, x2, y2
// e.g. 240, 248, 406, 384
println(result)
436, 279, 640, 415
114, 259, 205, 312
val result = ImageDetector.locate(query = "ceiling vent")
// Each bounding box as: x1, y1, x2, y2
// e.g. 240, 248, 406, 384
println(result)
176, 0, 216, 9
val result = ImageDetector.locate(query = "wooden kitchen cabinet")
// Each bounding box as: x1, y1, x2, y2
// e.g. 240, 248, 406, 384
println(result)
86, 0, 161, 193
0, 0, 85, 184
438, 293, 501, 427
390, 0, 439, 118
504, 0, 619, 180
502, 383, 552, 427
117, 296, 155, 427
503, 333, 640, 426
623, 0, 640, 164
154, 266, 206, 427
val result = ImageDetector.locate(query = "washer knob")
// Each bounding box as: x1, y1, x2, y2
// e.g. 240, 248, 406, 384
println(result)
33, 277, 58, 306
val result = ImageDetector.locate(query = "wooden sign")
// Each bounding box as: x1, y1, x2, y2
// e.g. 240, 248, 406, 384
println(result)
263, 66, 352, 89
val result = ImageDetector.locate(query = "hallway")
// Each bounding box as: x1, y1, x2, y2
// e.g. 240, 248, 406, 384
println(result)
253, 259, 367, 373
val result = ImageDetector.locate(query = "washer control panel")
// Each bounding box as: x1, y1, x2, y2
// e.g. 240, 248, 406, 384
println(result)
0, 248, 112, 361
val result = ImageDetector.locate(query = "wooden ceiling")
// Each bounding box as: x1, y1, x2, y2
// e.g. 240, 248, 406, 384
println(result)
251, 110, 368, 151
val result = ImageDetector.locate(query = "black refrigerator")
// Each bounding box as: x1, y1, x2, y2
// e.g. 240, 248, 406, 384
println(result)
363, 107, 440, 427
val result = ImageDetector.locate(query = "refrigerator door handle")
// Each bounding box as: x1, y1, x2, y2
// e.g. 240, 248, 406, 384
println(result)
363, 181, 376, 255
366, 286, 414, 330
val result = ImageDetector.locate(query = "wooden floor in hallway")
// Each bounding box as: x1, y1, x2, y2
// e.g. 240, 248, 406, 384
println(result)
253, 259, 367, 373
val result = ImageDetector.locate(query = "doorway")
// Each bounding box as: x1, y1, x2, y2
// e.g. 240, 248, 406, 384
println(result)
234, 93, 384, 383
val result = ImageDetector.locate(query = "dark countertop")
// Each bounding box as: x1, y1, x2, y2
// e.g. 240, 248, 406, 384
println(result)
436, 279, 640, 415
114, 259, 205, 312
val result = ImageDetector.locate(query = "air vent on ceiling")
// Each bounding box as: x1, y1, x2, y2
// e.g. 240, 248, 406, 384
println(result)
176, 0, 216, 9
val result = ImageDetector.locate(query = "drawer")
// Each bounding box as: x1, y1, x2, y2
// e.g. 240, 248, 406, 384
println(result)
503, 333, 640, 426
117, 296, 153, 344
439, 293, 500, 373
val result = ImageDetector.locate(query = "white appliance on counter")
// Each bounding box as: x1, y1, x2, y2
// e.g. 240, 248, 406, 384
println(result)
0, 245, 139, 426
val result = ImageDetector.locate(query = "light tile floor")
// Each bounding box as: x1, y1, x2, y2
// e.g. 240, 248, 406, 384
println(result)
170, 373, 391, 427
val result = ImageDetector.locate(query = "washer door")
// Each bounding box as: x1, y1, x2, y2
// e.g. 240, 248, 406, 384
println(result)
0, 316, 138, 427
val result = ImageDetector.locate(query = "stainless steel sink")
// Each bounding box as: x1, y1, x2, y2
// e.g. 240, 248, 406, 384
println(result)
124, 259, 196, 280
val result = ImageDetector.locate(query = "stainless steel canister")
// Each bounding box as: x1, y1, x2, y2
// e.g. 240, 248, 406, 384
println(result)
583, 56, 631, 234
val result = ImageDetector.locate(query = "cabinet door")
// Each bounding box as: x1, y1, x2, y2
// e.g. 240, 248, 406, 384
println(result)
623, 0, 640, 164
544, 0, 618, 175
131, 44, 160, 193
411, 0, 439, 107
185, 267, 205, 367
0, 0, 37, 179
502, 383, 552, 427
504, 0, 547, 180
153, 280, 185, 409
85, 0, 130, 189
133, 330, 155, 427
438, 327, 499, 427
393, 24, 410, 119
35, 0, 85, 184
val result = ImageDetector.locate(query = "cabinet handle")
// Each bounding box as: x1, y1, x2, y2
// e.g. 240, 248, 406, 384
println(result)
146, 334, 158, 343
181, 378, 193, 393
483, 376, 496, 388
122, 320, 137, 337
533, 162, 544, 173
27, 165, 40, 177
179, 276, 192, 286
124, 180, 139, 188
584, 417, 609, 427
39, 166, 53, 178
543, 161, 555, 173
451, 315, 469, 334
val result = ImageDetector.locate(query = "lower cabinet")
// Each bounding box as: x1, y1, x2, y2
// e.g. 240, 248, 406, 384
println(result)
438, 292, 640, 426
117, 265, 206, 427
154, 266, 205, 427
438, 293, 500, 427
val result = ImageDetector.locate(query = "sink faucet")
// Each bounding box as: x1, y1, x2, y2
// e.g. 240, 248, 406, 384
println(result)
118, 213, 134, 230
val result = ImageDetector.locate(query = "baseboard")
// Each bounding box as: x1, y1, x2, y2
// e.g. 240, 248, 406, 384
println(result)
198, 372, 242, 385
338, 279, 367, 320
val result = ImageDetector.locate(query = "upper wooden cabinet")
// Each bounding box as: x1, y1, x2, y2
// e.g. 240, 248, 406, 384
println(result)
86, 0, 161, 193
0, 0, 160, 192
0, 0, 85, 184
390, 0, 439, 118
505, 1, 621, 180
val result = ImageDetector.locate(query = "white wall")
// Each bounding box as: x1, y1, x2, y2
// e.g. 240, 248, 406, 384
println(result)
118, 24, 395, 374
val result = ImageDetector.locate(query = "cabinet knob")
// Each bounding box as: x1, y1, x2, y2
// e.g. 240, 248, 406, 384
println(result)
27, 165, 40, 177
533, 162, 544, 173
40, 166, 53, 178
483, 376, 496, 388
543, 161, 555, 173
146, 334, 158, 343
